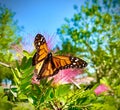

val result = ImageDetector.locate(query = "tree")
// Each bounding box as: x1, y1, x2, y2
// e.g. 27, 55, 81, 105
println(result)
57, 0, 120, 109
0, 5, 22, 82
57, 0, 120, 83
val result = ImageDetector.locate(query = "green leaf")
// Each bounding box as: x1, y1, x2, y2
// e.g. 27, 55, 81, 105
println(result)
50, 91, 54, 98
55, 84, 71, 97
45, 87, 53, 100
18, 94, 28, 100
23, 50, 32, 58
10, 90, 17, 97
11, 68, 20, 85
0, 86, 4, 93
76, 97, 88, 104
20, 67, 34, 79
21, 57, 32, 70
20, 56, 27, 70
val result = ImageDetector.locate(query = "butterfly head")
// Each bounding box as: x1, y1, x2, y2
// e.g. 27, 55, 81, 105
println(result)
34, 34, 46, 50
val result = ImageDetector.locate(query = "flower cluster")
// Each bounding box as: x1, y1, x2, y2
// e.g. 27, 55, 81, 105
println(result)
94, 84, 109, 95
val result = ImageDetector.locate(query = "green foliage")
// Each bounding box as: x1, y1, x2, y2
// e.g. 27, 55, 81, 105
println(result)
57, 0, 120, 109
57, 0, 120, 82
0, 86, 14, 110
1, 55, 119, 110
0, 56, 96, 109
0, 5, 22, 82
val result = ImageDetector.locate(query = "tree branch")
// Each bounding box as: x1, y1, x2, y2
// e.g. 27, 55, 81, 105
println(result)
0, 61, 11, 68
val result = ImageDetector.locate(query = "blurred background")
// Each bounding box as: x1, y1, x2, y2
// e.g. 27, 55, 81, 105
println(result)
0, 0, 120, 110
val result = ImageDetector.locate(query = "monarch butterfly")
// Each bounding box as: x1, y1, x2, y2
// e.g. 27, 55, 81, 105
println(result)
32, 34, 87, 80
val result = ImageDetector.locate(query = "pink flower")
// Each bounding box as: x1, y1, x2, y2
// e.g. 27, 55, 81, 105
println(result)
75, 77, 95, 85
22, 33, 34, 52
44, 33, 56, 52
31, 74, 40, 85
11, 44, 24, 60
31, 68, 85, 87
51, 68, 84, 87
94, 84, 109, 95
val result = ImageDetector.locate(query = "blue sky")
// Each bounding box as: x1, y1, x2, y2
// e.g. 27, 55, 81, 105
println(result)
0, 0, 85, 51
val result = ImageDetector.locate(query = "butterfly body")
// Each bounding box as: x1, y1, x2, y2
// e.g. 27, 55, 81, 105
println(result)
32, 34, 87, 80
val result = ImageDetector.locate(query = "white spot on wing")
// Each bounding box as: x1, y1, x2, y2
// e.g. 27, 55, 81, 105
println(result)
82, 63, 85, 67
38, 42, 40, 45
75, 58, 79, 62
71, 57, 74, 61
73, 62, 76, 65
40, 37, 43, 41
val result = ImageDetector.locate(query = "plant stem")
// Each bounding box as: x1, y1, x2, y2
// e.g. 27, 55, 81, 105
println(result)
0, 61, 11, 68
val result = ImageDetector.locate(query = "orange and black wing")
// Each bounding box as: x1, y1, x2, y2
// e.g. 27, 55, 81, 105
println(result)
36, 53, 59, 79
52, 55, 87, 70
32, 34, 49, 66
36, 53, 87, 79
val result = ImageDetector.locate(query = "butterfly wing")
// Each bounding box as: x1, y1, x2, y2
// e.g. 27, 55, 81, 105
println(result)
32, 34, 49, 66
36, 53, 59, 79
36, 54, 87, 79
52, 55, 87, 70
